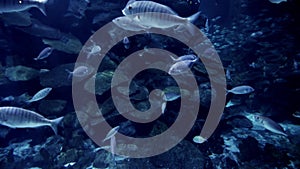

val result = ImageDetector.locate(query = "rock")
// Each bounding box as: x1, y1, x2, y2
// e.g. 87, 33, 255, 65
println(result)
150, 140, 206, 169
40, 63, 73, 88
42, 33, 82, 54
38, 100, 67, 116
5, 65, 39, 81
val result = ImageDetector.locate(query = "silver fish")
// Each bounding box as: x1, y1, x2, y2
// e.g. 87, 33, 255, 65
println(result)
193, 135, 207, 144
122, 1, 200, 31
122, 0, 177, 16
227, 85, 254, 95
65, 66, 90, 79
0, 0, 48, 16
254, 115, 287, 136
127, 11, 201, 30
34, 47, 53, 60
103, 126, 120, 142
112, 16, 149, 31
27, 87, 52, 103
168, 59, 197, 75
269, 0, 287, 4
162, 92, 180, 101
0, 106, 63, 135
169, 54, 198, 62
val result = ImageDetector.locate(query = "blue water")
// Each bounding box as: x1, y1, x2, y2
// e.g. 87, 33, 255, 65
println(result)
0, 0, 299, 168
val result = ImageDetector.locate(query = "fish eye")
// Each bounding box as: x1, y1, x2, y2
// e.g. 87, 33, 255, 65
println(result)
128, 6, 132, 10
18, 0, 23, 4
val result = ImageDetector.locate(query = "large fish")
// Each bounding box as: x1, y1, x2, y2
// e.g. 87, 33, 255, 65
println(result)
0, 106, 63, 135
254, 115, 287, 136
121, 0, 201, 33
112, 16, 149, 31
0, 0, 48, 16
122, 0, 178, 16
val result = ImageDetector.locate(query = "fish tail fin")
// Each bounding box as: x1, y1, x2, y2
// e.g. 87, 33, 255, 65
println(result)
37, 4, 47, 16
65, 69, 72, 80
187, 11, 201, 23
169, 54, 177, 61
50, 116, 64, 135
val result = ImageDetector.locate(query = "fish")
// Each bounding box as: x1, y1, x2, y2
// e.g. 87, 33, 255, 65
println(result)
269, 0, 287, 4
27, 87, 52, 103
65, 66, 90, 79
0, 0, 48, 16
122, 36, 130, 49
0, 106, 63, 135
225, 100, 240, 108
1, 96, 15, 102
34, 47, 53, 60
103, 126, 120, 142
112, 16, 149, 31
122, 0, 178, 16
162, 92, 180, 101
122, 1, 201, 33
227, 85, 254, 95
226, 69, 231, 80
127, 11, 201, 31
168, 59, 197, 75
254, 115, 287, 136
169, 54, 198, 62
193, 135, 207, 144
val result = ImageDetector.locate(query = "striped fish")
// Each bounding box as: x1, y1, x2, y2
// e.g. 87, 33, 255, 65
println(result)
27, 87, 52, 103
120, 1, 201, 34
0, 106, 63, 135
122, 0, 178, 16
0, 0, 48, 16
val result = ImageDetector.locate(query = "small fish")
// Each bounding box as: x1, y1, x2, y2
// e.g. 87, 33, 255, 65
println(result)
269, 0, 287, 4
193, 135, 207, 144
168, 59, 197, 75
27, 87, 52, 103
226, 69, 231, 80
0, 106, 63, 135
122, 0, 178, 16
250, 31, 263, 38
204, 18, 209, 32
103, 126, 120, 142
0, 0, 48, 16
162, 92, 180, 101
122, 36, 130, 49
112, 16, 149, 31
225, 100, 240, 108
169, 54, 198, 62
1, 96, 15, 102
34, 47, 53, 60
65, 66, 90, 79
227, 85, 254, 95
85, 44, 101, 59
254, 115, 287, 136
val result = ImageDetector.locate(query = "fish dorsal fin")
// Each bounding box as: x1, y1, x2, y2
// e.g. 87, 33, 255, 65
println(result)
126, 0, 136, 7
